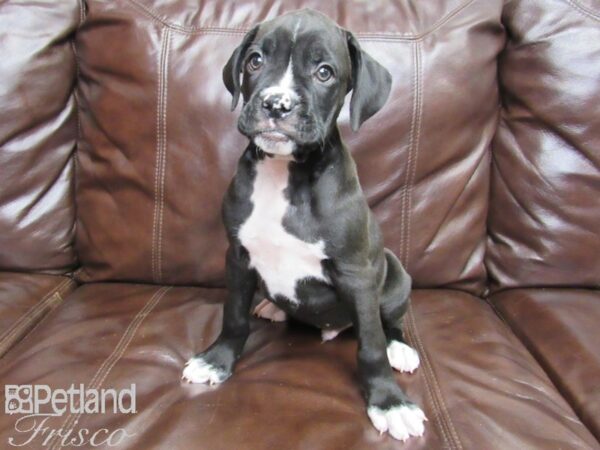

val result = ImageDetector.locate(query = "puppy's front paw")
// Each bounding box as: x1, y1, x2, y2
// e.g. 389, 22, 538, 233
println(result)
367, 404, 427, 441
387, 340, 420, 373
182, 357, 229, 385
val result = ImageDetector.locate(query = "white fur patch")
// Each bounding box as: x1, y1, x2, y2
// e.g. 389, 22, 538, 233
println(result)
387, 341, 420, 373
260, 52, 299, 115
182, 357, 227, 385
238, 157, 329, 304
254, 135, 296, 156
367, 405, 427, 441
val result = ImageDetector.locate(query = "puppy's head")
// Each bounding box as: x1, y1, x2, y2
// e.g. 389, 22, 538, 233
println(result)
223, 9, 392, 159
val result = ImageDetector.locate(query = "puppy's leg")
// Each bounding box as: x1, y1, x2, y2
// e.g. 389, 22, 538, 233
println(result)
333, 269, 426, 441
183, 245, 256, 384
379, 250, 419, 373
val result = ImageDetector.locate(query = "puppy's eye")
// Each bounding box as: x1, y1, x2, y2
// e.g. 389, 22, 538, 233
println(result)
315, 65, 334, 82
246, 53, 263, 72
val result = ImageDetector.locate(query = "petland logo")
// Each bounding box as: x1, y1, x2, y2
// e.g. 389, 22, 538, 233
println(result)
4, 384, 137, 447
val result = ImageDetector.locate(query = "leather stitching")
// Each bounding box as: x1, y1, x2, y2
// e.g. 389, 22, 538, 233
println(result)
404, 305, 450, 448
78, 0, 85, 25
125, 0, 477, 40
0, 292, 61, 352
158, 28, 171, 281
565, 0, 600, 21
403, 42, 423, 268
0, 277, 73, 352
47, 286, 171, 450
399, 42, 423, 268
1, 293, 63, 355
152, 27, 171, 283
407, 303, 463, 449
398, 43, 415, 265
152, 28, 164, 281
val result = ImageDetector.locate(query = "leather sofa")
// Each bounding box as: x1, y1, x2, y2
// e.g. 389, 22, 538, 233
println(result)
0, 1, 598, 449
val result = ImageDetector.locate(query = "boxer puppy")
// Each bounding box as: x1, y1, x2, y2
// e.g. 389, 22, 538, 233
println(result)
183, 9, 425, 441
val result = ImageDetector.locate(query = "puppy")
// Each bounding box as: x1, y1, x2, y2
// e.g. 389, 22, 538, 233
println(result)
183, 9, 426, 441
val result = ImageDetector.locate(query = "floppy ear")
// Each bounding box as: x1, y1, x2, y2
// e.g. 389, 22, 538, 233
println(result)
222, 25, 260, 111
346, 32, 393, 131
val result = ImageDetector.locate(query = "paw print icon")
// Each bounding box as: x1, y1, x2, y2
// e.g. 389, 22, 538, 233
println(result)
4, 385, 33, 414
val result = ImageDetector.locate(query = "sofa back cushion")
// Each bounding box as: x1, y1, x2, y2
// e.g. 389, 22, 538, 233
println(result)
0, 0, 80, 273
74, 0, 504, 293
486, 0, 600, 292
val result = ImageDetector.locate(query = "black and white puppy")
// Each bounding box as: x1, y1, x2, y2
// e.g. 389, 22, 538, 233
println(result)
183, 9, 426, 441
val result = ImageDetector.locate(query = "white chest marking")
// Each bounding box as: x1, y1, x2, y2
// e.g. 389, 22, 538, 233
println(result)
238, 157, 329, 304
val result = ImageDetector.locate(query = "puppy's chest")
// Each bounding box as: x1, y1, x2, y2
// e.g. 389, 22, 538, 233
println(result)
238, 158, 329, 303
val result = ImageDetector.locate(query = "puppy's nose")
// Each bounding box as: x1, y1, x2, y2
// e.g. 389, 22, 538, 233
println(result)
261, 93, 295, 119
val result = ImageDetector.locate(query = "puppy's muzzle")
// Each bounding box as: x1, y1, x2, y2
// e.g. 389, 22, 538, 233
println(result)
261, 89, 297, 120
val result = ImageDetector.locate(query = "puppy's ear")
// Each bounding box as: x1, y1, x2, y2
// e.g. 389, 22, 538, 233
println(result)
223, 25, 260, 111
346, 32, 392, 131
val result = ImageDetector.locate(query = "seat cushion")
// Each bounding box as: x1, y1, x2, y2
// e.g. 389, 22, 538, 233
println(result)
490, 288, 600, 440
0, 285, 596, 449
0, 272, 75, 358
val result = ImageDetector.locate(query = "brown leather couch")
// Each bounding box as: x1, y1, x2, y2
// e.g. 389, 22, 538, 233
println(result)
1, 1, 598, 449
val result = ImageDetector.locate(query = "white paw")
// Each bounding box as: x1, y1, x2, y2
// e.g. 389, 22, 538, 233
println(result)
182, 357, 228, 385
367, 405, 427, 441
387, 341, 420, 373
253, 299, 287, 322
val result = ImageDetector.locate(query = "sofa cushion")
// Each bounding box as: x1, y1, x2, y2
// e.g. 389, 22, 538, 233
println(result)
0, 285, 596, 449
0, 272, 75, 358
490, 288, 600, 440
0, 0, 80, 273
73, 0, 504, 294
486, 0, 600, 291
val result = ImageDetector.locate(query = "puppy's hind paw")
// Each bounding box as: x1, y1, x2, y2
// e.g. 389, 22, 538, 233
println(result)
182, 357, 229, 385
253, 299, 287, 322
387, 340, 420, 373
367, 404, 427, 441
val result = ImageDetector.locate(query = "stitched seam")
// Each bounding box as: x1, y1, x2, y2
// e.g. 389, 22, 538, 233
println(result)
0, 283, 71, 358
564, 0, 600, 21
126, 0, 476, 40
0, 278, 72, 347
0, 292, 64, 358
78, 0, 85, 25
397, 45, 415, 263
399, 43, 418, 266
47, 286, 168, 450
151, 36, 161, 282
47, 286, 171, 450
403, 42, 423, 268
0, 294, 62, 356
407, 304, 463, 449
151, 28, 163, 281
158, 28, 171, 281
152, 28, 170, 283
403, 308, 452, 448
